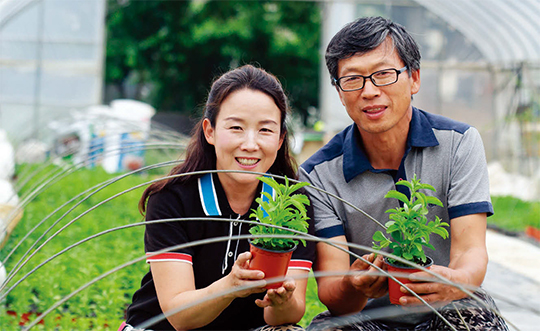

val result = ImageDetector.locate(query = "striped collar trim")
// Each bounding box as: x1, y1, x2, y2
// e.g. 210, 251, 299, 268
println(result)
198, 173, 275, 217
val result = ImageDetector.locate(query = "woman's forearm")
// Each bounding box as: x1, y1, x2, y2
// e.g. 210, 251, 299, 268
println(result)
162, 277, 235, 330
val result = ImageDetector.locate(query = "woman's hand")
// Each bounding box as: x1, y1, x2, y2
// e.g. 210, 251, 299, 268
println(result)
255, 279, 296, 308
225, 252, 267, 298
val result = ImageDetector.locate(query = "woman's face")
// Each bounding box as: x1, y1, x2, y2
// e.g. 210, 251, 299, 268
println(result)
203, 88, 284, 188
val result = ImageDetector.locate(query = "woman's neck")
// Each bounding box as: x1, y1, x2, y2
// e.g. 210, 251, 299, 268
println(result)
217, 174, 259, 215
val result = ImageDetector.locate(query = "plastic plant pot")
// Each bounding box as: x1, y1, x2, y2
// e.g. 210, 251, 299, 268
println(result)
249, 241, 296, 289
384, 256, 434, 305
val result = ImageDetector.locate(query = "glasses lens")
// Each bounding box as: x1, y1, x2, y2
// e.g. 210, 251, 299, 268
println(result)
372, 69, 398, 86
339, 76, 364, 91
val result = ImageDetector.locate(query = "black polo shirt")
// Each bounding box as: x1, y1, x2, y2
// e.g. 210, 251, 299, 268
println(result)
125, 173, 316, 330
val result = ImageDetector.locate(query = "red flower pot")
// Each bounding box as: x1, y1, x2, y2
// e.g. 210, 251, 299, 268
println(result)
526, 226, 540, 242
384, 256, 433, 305
249, 242, 296, 289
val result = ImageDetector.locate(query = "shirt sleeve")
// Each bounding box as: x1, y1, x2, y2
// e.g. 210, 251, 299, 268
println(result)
447, 127, 494, 219
298, 166, 346, 239
144, 188, 195, 264
289, 192, 317, 271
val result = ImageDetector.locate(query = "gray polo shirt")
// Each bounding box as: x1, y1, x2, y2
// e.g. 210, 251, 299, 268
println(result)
299, 107, 493, 323
300, 107, 492, 264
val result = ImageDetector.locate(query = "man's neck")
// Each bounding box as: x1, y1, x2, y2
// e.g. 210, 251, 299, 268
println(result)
359, 113, 412, 171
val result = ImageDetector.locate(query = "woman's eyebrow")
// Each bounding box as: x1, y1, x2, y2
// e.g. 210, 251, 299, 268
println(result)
223, 117, 278, 126
259, 119, 279, 126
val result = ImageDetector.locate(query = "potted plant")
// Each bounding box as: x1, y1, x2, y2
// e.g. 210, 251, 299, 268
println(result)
249, 176, 310, 289
372, 174, 449, 304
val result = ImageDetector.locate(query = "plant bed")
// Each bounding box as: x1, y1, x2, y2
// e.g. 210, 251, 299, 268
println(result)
248, 176, 310, 289
372, 175, 448, 305
6, 310, 45, 326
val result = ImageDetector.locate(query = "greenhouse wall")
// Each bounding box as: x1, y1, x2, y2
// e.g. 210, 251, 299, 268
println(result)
0, 0, 107, 145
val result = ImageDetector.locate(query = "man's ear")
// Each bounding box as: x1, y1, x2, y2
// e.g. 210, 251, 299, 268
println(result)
336, 86, 346, 107
202, 118, 215, 146
410, 69, 421, 96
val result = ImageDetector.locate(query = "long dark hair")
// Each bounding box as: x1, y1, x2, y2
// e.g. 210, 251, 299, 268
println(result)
139, 64, 297, 213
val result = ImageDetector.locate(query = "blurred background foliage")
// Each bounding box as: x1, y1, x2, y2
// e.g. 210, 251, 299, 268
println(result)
105, 0, 322, 125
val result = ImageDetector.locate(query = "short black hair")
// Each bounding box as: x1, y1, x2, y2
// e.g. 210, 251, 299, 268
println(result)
326, 16, 421, 84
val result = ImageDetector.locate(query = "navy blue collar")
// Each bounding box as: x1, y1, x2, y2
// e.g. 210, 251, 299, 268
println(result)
343, 107, 439, 182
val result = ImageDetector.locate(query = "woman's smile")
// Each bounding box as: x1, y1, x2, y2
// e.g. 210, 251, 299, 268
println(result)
236, 157, 260, 167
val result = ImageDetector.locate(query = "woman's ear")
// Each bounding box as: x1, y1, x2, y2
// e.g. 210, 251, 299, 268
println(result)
202, 118, 215, 146
278, 133, 285, 150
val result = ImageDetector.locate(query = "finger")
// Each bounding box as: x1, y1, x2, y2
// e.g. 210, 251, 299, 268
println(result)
355, 254, 384, 278
263, 290, 282, 305
236, 268, 265, 281
400, 293, 441, 306
235, 282, 267, 298
235, 252, 252, 267
352, 253, 375, 270
248, 283, 268, 295
268, 288, 287, 299
240, 278, 268, 291
352, 275, 373, 290
370, 275, 388, 292
401, 282, 438, 295
409, 271, 434, 283
255, 297, 271, 308
353, 270, 381, 288
281, 279, 296, 292
371, 254, 384, 268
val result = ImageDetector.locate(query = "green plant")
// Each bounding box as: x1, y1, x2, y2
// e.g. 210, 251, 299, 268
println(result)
249, 176, 310, 251
489, 196, 540, 231
372, 174, 449, 266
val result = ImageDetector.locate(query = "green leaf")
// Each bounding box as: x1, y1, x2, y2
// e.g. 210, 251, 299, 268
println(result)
386, 224, 400, 234
384, 190, 410, 205
396, 180, 413, 190
372, 231, 387, 242
425, 195, 443, 207
403, 252, 413, 260
290, 181, 310, 193
257, 176, 281, 190
417, 183, 436, 192
432, 227, 449, 239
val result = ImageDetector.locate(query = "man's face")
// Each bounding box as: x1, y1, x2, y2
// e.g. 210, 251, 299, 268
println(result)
336, 38, 420, 136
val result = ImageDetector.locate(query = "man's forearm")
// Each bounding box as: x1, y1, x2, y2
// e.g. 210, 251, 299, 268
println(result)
318, 276, 368, 316
449, 246, 488, 288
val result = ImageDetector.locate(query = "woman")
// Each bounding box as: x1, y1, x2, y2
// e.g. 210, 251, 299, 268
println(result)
121, 65, 316, 331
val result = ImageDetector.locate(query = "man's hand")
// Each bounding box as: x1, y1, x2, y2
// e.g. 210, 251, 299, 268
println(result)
346, 253, 388, 299
399, 265, 469, 306
255, 278, 296, 308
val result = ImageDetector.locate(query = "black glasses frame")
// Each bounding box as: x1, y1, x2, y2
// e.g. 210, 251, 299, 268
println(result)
334, 66, 408, 92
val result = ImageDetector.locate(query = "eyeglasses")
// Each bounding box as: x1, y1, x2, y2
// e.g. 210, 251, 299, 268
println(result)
334, 66, 408, 92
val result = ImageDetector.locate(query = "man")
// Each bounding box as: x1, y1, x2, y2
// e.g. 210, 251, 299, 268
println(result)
300, 17, 508, 330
